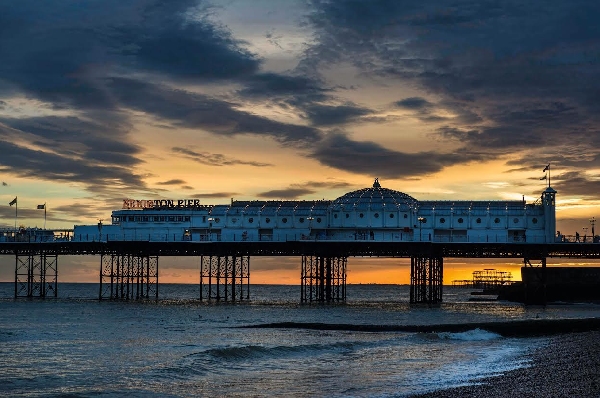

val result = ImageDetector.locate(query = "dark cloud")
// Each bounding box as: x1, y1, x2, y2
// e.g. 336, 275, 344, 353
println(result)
172, 147, 273, 167
157, 179, 186, 186
256, 180, 354, 199
310, 133, 484, 179
304, 103, 372, 126
0, 1, 260, 108
395, 97, 432, 110
257, 188, 315, 199
306, 0, 600, 169
108, 77, 322, 147
0, 121, 146, 188
239, 73, 327, 101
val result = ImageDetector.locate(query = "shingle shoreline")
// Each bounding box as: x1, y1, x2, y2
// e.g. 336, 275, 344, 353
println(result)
410, 330, 600, 397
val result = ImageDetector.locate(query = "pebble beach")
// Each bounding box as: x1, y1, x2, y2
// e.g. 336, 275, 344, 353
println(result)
412, 330, 600, 398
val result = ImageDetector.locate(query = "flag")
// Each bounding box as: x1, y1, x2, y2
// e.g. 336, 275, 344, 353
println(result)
543, 164, 550, 172
9, 197, 16, 206
37, 204, 45, 209
540, 175, 547, 180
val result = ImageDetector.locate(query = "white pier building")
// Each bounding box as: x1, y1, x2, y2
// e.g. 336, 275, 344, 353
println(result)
73, 179, 557, 243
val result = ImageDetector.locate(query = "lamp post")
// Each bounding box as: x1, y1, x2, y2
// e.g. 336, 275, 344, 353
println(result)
307, 216, 314, 239
417, 216, 425, 241
590, 217, 596, 241
208, 217, 214, 241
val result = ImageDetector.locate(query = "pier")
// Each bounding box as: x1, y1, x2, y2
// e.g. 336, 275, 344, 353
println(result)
2, 239, 600, 304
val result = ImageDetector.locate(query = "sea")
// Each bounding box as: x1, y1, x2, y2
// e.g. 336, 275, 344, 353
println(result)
1, 283, 599, 397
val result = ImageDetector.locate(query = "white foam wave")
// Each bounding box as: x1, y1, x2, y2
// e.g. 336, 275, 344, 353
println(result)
438, 328, 502, 341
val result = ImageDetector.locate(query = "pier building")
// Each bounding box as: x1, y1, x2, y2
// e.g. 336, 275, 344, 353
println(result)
73, 179, 557, 244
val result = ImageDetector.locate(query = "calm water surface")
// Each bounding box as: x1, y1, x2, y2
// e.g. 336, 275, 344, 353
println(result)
1, 283, 599, 397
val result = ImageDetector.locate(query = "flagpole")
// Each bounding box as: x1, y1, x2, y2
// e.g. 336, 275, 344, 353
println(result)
548, 164, 551, 188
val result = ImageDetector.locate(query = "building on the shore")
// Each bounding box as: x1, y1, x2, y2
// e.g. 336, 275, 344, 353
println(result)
73, 179, 557, 243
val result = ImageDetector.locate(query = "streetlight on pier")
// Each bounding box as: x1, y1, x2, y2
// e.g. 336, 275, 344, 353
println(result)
207, 217, 214, 241
417, 216, 425, 241
590, 217, 596, 241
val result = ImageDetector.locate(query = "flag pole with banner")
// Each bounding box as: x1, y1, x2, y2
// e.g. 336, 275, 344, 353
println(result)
9, 196, 17, 230
542, 163, 551, 187
37, 203, 46, 229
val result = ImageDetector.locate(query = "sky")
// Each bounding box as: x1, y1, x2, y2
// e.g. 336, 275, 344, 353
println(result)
1, 0, 600, 284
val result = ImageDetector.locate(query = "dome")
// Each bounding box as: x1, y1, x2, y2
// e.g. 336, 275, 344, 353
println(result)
331, 178, 418, 211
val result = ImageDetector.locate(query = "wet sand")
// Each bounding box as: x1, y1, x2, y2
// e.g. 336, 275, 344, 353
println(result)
411, 330, 600, 398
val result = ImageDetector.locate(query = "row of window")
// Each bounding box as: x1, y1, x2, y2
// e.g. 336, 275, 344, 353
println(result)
422, 217, 538, 224
116, 216, 192, 223
117, 214, 540, 225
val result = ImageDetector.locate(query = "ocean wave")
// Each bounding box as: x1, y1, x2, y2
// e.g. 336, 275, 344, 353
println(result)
437, 328, 502, 341
204, 341, 357, 361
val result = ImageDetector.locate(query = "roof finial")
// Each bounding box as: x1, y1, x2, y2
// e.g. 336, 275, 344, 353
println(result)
373, 178, 381, 188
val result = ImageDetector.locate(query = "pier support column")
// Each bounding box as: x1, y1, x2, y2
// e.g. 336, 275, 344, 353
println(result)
14, 252, 58, 298
200, 255, 250, 301
300, 255, 347, 303
99, 254, 158, 300
523, 257, 546, 305
410, 255, 443, 304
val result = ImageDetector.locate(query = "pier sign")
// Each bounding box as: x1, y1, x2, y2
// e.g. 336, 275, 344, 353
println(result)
122, 199, 201, 209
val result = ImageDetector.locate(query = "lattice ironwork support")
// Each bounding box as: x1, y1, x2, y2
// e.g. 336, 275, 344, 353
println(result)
14, 252, 58, 298
200, 255, 250, 301
410, 256, 443, 304
300, 255, 347, 303
523, 257, 546, 305
99, 254, 158, 300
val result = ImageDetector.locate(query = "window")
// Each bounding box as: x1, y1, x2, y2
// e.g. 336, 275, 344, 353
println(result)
248, 217, 254, 223
440, 218, 446, 223
513, 218, 519, 224
494, 218, 500, 224
184, 216, 190, 222
128, 216, 134, 222
359, 213, 364, 218
215, 217, 220, 223
390, 213, 395, 219
374, 213, 379, 218
403, 214, 407, 219
153, 216, 160, 222
265, 217, 271, 224
458, 218, 464, 224
476, 218, 482, 224
532, 218, 538, 224
334, 213, 338, 219
316, 217, 322, 223
282, 217, 288, 223
142, 216, 148, 222
168, 216, 175, 222
299, 217, 304, 223
177, 216, 183, 222
345, 213, 350, 219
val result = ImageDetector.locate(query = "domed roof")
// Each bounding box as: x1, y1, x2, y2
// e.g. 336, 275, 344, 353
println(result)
331, 178, 419, 211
